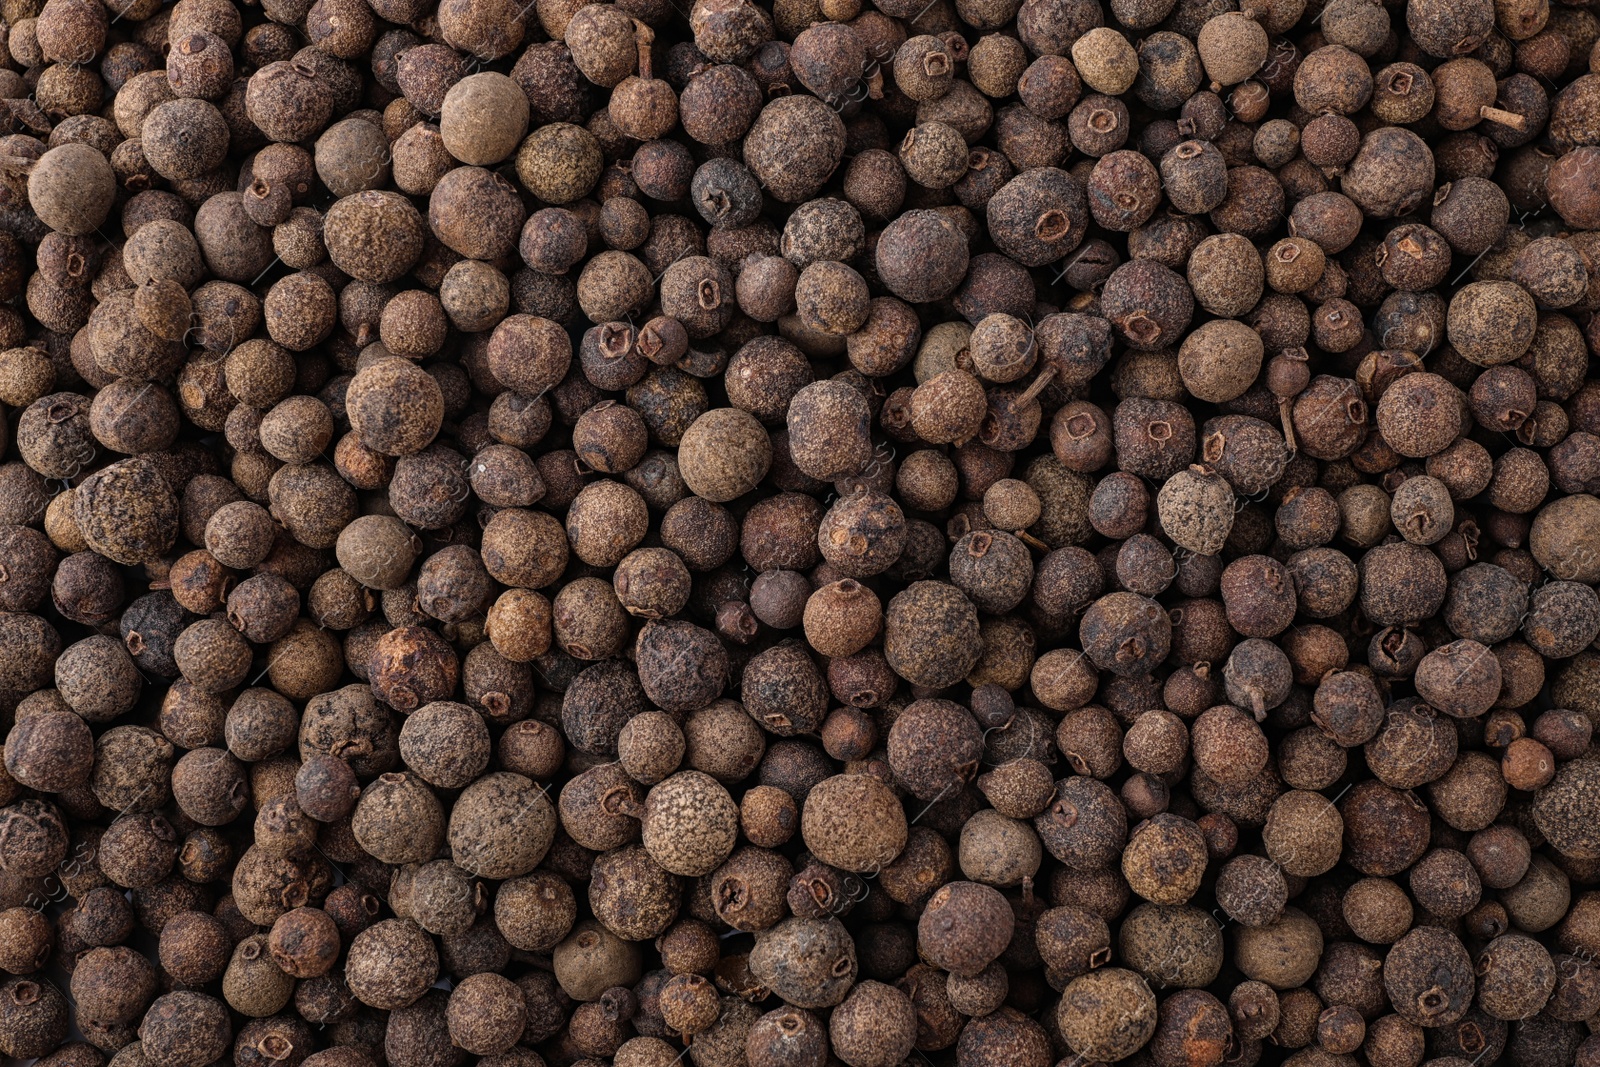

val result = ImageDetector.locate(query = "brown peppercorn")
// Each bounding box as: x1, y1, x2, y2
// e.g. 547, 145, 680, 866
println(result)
1449, 280, 1540, 366
1303, 666, 1379, 745
1120, 812, 1208, 905
1342, 781, 1433, 875
638, 770, 737, 878
150, 910, 226, 989
786, 380, 873, 482
984, 167, 1085, 270
1035, 775, 1127, 872
1338, 877, 1413, 946
801, 772, 907, 874
1383, 926, 1474, 1027
743, 95, 845, 204
1359, 542, 1448, 626
72, 457, 178, 565
654, 972, 718, 1037
439, 972, 525, 1056
798, 578, 878, 657
323, 190, 424, 283
1157, 466, 1233, 556
1080, 590, 1171, 678
263, 906, 339, 979
345, 919, 438, 1011
116, 993, 222, 1067
1213, 854, 1288, 929
884, 580, 982, 688
677, 407, 772, 503
1233, 908, 1323, 991
829, 981, 917, 1067
483, 871, 573, 957
1414, 639, 1502, 717
1057, 968, 1158, 1063
748, 917, 857, 1009
915, 879, 1014, 979
364, 623, 458, 711
4, 699, 92, 793
349, 770, 444, 866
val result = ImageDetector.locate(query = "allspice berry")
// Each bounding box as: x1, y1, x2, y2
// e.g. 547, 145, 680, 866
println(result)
29, 144, 116, 237
1533, 759, 1600, 860
748, 918, 857, 1009
802, 579, 881, 657
141, 992, 231, 1067
679, 408, 772, 502
642, 770, 738, 877
439, 73, 528, 166
1383, 926, 1474, 1027
74, 457, 178, 565
918, 881, 1014, 978
1057, 969, 1158, 1063
786, 380, 872, 481
345, 919, 438, 1010
1178, 319, 1263, 403
801, 773, 907, 874
884, 581, 982, 689
1158, 465, 1234, 554
347, 358, 444, 457
445, 974, 526, 1055
830, 981, 917, 1067
1072, 28, 1140, 95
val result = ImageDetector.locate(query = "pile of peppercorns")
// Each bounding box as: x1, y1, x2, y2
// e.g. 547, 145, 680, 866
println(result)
3, 0, 1600, 1061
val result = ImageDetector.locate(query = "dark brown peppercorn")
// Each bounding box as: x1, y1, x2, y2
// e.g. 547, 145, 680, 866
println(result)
1383, 926, 1475, 1027
885, 580, 982, 689
1057, 968, 1157, 1062
139, 991, 232, 1067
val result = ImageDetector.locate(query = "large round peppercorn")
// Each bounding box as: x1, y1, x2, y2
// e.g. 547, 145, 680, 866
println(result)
743, 96, 846, 204
801, 773, 907, 874
28, 144, 116, 237
678, 408, 771, 503
1057, 969, 1158, 1063
345, 358, 444, 457
73, 457, 179, 565
987, 167, 1088, 267
875, 210, 971, 304
883, 581, 982, 689
323, 191, 425, 283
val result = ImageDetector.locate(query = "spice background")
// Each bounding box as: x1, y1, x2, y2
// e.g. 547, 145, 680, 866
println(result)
2, 0, 1600, 1063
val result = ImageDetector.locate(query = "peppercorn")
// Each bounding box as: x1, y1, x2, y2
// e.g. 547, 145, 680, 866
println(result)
1379, 926, 1475, 1028
741, 95, 845, 204
1057, 968, 1158, 1063
882, 580, 982, 688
